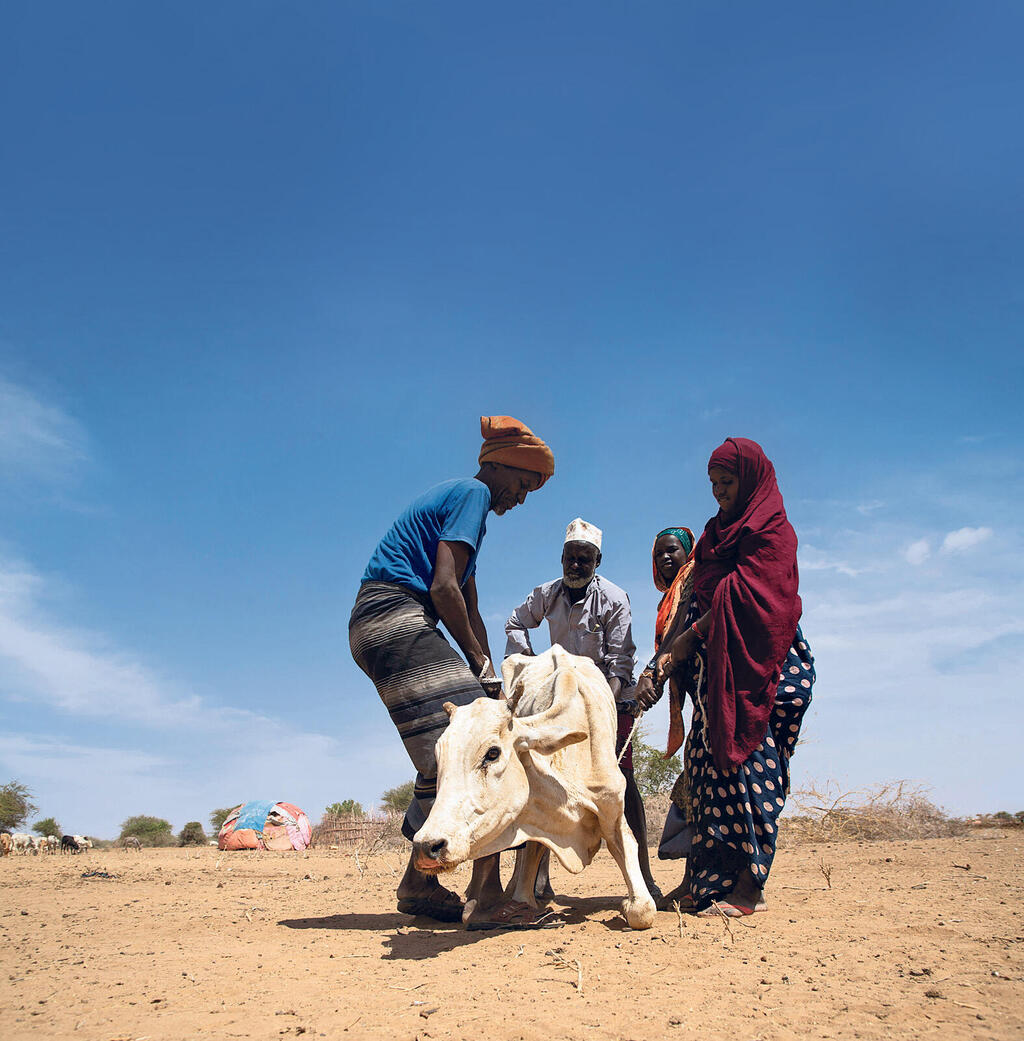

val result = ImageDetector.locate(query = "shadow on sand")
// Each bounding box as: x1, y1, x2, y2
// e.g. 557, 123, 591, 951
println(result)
278, 912, 507, 959
278, 892, 631, 959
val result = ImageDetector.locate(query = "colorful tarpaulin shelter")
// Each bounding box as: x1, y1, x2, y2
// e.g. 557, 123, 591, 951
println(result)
217, 801, 312, 851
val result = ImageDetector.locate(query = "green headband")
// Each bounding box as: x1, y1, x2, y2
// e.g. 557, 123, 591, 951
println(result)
655, 527, 694, 555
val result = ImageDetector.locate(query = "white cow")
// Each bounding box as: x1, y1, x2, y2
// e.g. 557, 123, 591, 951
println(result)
412, 646, 657, 930
12, 833, 34, 855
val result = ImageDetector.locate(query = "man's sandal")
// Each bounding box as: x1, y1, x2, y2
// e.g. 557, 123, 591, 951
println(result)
465, 900, 564, 931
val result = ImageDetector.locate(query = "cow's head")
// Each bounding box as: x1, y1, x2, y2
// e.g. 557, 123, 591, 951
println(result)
411, 656, 589, 873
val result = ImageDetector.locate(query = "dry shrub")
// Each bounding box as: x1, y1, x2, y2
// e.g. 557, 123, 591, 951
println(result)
643, 792, 672, 847
782, 780, 967, 843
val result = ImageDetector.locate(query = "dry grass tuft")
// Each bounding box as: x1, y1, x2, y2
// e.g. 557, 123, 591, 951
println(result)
782, 780, 967, 843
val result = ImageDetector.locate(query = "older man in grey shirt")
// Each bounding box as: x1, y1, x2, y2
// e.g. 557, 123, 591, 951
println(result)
504, 517, 662, 902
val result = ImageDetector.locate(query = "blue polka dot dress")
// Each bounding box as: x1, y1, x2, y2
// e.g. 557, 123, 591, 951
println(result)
684, 622, 815, 910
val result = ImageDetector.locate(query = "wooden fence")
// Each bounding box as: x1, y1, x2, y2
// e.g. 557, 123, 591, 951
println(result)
310, 813, 403, 849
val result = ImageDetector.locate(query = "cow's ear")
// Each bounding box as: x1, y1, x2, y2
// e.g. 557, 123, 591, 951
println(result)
512, 669, 588, 756
501, 653, 538, 697
514, 721, 587, 756
443, 701, 458, 718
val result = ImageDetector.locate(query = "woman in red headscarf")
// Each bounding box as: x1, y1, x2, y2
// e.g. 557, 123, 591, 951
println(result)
638, 438, 815, 916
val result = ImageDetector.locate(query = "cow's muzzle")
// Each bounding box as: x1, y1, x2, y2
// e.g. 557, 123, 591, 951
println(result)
412, 837, 454, 874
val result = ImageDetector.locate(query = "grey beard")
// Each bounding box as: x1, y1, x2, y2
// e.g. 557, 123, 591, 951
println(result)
562, 571, 594, 589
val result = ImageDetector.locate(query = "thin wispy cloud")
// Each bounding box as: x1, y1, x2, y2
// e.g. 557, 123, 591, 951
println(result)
0, 552, 344, 762
798, 546, 867, 578
0, 554, 201, 725
0, 376, 89, 483
0, 734, 170, 786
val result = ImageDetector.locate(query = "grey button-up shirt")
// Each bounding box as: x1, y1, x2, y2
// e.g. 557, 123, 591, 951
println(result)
504, 574, 636, 700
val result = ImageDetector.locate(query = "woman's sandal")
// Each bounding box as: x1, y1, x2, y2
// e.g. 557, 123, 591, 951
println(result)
695, 899, 759, 918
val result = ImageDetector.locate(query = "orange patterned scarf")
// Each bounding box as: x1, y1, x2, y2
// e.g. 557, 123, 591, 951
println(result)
652, 527, 695, 758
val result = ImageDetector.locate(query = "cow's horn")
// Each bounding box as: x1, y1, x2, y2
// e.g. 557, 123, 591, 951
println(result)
443, 701, 458, 717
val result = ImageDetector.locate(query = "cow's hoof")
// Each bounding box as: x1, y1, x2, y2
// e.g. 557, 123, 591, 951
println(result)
622, 896, 657, 930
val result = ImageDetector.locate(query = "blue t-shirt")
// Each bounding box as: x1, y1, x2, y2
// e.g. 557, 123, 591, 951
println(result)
361, 478, 491, 595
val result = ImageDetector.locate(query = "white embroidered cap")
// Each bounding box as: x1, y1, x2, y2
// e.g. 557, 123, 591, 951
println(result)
564, 517, 602, 551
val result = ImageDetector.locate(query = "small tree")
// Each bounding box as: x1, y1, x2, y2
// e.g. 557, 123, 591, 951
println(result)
631, 727, 682, 798
209, 807, 237, 834
179, 821, 207, 846
32, 817, 62, 838
120, 815, 174, 847
380, 780, 415, 814
325, 799, 364, 818
0, 781, 37, 831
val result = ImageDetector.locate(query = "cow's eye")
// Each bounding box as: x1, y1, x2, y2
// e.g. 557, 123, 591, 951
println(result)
482, 746, 501, 763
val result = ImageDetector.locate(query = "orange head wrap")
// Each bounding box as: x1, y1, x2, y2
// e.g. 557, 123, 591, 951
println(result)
478, 416, 554, 486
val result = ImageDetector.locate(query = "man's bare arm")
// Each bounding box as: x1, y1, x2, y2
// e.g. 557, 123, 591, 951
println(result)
462, 575, 493, 665
430, 540, 487, 675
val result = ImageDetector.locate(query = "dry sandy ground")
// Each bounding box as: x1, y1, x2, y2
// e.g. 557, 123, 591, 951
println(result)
2, 833, 1022, 1041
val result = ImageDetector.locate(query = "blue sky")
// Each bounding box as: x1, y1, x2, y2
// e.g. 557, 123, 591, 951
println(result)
1, 3, 1021, 836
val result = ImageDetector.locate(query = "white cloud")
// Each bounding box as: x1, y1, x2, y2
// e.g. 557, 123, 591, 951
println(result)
795, 519, 1024, 815
0, 555, 201, 726
0, 552, 339, 761
855, 500, 885, 516
799, 545, 867, 578
0, 376, 88, 482
0, 734, 169, 787
904, 538, 931, 565
941, 526, 993, 554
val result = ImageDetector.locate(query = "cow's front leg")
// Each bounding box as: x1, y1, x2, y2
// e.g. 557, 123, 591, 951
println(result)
506, 841, 546, 907
600, 812, 657, 930
461, 853, 504, 923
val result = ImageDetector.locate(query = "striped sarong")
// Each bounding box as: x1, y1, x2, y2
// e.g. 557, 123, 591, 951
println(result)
349, 581, 484, 840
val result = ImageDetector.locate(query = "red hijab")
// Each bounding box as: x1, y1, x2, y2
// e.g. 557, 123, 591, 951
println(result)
693, 438, 801, 771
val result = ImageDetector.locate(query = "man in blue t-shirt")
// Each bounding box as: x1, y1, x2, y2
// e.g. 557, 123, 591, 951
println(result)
350, 416, 554, 925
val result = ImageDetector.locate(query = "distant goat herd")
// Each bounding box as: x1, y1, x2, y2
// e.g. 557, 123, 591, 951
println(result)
0, 832, 143, 855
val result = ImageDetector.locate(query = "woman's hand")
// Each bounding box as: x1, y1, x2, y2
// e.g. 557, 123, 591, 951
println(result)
670, 628, 699, 667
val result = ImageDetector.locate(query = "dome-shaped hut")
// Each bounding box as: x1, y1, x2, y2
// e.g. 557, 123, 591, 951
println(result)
217, 801, 312, 851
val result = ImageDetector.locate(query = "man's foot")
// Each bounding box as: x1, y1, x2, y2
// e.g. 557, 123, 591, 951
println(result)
397, 848, 465, 922
396, 888, 464, 923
